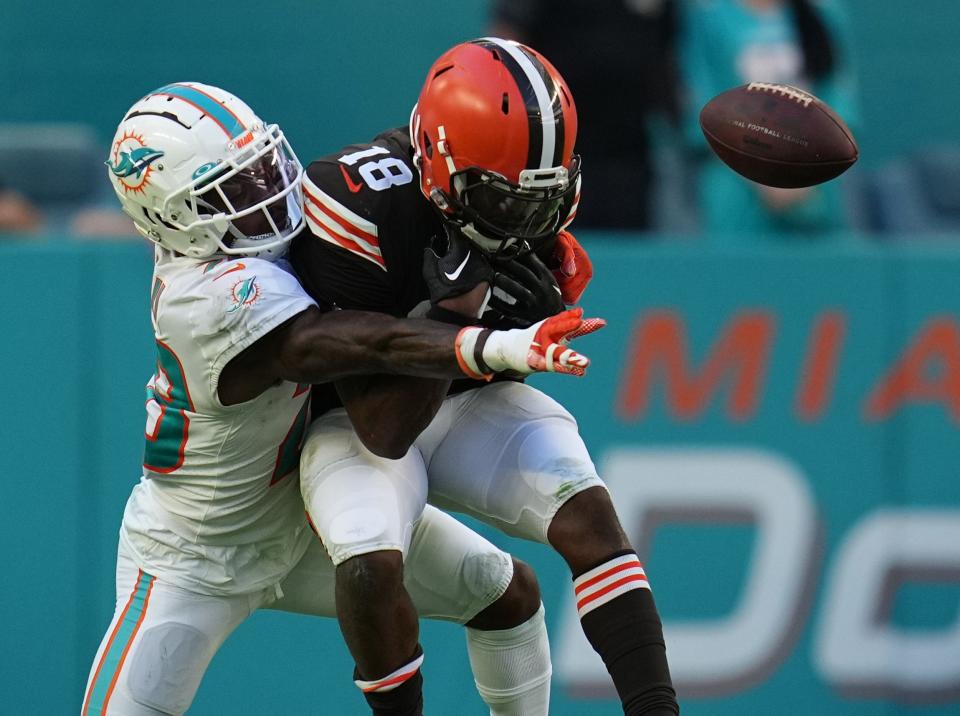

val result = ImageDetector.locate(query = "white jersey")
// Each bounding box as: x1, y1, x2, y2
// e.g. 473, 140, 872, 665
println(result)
120, 248, 316, 595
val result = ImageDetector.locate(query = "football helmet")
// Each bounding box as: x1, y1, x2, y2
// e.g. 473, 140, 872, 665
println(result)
410, 38, 580, 255
106, 82, 303, 260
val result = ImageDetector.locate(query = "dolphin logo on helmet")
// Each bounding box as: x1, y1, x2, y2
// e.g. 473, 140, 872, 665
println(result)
105, 146, 165, 179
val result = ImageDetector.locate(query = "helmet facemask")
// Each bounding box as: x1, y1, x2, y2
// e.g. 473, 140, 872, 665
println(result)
443, 155, 580, 258
168, 124, 303, 259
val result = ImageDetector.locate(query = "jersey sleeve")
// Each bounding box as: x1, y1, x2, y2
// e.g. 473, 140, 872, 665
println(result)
194, 257, 316, 396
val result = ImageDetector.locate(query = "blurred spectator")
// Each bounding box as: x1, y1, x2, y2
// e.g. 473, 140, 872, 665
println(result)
70, 206, 136, 238
0, 182, 42, 233
0, 123, 128, 238
680, 0, 858, 239
491, 0, 680, 231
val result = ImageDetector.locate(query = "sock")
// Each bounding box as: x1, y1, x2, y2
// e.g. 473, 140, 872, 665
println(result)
574, 552, 679, 716
465, 603, 552, 716
353, 646, 424, 716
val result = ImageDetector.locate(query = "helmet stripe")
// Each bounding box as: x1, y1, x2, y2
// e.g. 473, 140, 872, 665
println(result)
513, 43, 566, 169
149, 84, 246, 139
477, 38, 564, 171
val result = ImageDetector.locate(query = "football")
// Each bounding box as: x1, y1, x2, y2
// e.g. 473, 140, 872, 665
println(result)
699, 82, 858, 188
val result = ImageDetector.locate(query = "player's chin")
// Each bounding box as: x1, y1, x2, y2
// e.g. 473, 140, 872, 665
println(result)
234, 206, 288, 239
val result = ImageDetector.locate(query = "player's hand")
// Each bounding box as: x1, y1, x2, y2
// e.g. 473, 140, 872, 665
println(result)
552, 230, 592, 304
455, 308, 606, 379
423, 222, 493, 307
488, 250, 565, 327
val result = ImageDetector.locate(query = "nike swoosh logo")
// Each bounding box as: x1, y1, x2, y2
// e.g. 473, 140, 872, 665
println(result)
340, 165, 364, 194
444, 251, 471, 281
214, 262, 246, 280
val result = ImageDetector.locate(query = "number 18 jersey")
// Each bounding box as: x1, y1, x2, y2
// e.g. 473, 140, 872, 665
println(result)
120, 248, 316, 596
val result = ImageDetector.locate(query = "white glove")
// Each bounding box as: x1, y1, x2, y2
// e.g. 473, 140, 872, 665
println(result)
455, 308, 605, 378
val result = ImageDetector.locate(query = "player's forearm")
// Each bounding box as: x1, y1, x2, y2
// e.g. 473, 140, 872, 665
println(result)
336, 375, 451, 459
277, 305, 599, 385
281, 309, 467, 383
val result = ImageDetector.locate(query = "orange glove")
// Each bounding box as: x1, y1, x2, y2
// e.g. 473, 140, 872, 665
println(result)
552, 230, 593, 304
455, 308, 606, 379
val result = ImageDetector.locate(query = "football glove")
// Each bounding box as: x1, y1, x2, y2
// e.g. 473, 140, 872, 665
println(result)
551, 230, 593, 304
423, 222, 494, 305
455, 307, 605, 378
488, 250, 566, 328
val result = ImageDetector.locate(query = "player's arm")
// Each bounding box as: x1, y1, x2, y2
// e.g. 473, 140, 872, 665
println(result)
219, 306, 455, 406
334, 374, 448, 458
218, 304, 600, 406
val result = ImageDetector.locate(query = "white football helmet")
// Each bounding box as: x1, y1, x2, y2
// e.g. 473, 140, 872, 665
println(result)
106, 82, 303, 259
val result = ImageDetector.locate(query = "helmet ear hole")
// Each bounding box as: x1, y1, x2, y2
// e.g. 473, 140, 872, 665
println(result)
154, 210, 177, 231
422, 132, 433, 160
501, 93, 509, 115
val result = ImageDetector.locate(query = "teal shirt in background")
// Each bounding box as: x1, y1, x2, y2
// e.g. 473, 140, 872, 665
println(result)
680, 0, 859, 241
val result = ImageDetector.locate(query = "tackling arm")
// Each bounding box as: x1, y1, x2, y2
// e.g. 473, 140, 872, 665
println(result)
220, 307, 462, 405
217, 305, 601, 406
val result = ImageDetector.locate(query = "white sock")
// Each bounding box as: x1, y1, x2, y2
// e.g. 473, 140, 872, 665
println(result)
465, 603, 552, 716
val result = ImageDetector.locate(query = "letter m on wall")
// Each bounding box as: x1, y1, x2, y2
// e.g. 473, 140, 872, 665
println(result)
618, 310, 775, 421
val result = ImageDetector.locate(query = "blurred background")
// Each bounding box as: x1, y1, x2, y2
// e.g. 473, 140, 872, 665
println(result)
2, 0, 959, 713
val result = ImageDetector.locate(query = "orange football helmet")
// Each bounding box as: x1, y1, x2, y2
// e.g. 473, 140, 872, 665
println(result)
410, 38, 580, 254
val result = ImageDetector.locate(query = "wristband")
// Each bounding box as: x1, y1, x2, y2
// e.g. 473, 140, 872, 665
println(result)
455, 327, 494, 381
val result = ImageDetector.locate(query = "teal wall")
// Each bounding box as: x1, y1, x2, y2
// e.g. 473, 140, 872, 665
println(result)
2, 0, 958, 167
0, 0, 488, 164
3, 236, 960, 714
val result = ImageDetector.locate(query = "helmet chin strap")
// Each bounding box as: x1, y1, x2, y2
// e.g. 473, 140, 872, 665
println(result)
219, 193, 303, 260
226, 226, 292, 260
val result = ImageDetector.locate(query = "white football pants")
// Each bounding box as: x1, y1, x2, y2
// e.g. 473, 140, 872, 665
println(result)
301, 381, 606, 565
82, 504, 512, 715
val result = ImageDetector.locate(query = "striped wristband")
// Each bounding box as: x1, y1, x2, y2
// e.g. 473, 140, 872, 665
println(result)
455, 327, 494, 380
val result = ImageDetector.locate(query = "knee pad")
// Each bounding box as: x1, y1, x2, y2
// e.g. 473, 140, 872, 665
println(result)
326, 502, 404, 567
462, 548, 514, 605
126, 623, 211, 714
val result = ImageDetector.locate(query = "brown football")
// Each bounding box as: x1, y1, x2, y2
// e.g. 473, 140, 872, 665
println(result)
699, 82, 858, 188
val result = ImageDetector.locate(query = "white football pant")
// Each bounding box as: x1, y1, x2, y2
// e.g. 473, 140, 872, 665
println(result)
301, 381, 606, 564
82, 505, 513, 715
